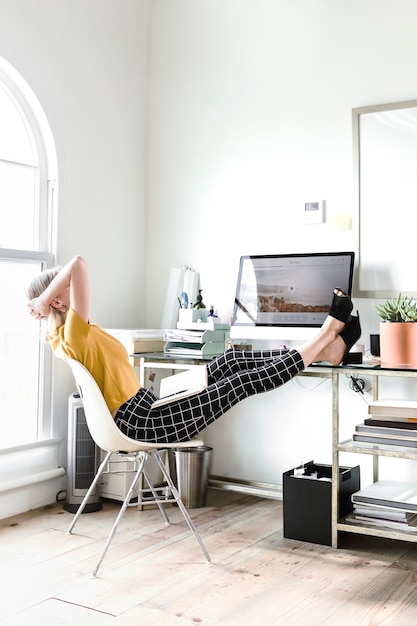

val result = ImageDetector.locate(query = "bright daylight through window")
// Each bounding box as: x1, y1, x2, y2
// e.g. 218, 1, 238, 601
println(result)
0, 59, 56, 448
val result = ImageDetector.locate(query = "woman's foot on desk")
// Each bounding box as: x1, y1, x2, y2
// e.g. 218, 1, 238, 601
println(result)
340, 313, 361, 364
329, 288, 353, 323
315, 313, 361, 366
318, 289, 352, 342
298, 290, 355, 367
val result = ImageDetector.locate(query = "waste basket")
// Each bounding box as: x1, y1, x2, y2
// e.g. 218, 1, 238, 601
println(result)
283, 460, 360, 545
169, 446, 212, 508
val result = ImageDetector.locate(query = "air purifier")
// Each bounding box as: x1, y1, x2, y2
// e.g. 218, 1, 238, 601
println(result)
64, 393, 102, 513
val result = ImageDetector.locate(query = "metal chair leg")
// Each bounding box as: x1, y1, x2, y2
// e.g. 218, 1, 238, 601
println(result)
153, 451, 211, 563
92, 451, 148, 577
142, 465, 170, 525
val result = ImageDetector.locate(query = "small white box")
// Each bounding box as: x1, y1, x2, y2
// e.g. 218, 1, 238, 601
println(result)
178, 309, 208, 325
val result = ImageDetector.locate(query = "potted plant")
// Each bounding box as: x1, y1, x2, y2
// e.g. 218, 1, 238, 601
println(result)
375, 293, 417, 366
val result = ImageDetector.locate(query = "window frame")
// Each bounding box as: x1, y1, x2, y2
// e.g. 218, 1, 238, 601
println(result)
0, 57, 57, 446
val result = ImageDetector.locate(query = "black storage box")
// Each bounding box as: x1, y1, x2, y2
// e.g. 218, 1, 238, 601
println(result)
283, 461, 360, 546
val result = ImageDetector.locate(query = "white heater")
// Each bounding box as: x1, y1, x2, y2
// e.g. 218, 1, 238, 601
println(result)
64, 393, 102, 513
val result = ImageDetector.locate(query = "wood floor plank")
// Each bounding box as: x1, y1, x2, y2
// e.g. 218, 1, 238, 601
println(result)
137, 537, 358, 623
319, 563, 417, 626
59, 492, 275, 580
0, 598, 115, 626
3, 491, 417, 625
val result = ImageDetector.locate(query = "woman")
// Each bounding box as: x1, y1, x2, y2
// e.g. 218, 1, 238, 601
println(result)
26, 255, 361, 443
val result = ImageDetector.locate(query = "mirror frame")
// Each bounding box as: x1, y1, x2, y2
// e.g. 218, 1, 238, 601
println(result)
352, 99, 417, 299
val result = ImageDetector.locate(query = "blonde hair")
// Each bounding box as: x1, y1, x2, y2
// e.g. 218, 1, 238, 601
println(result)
26, 265, 63, 335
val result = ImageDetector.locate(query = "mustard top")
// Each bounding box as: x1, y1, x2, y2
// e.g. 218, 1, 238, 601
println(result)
47, 308, 140, 411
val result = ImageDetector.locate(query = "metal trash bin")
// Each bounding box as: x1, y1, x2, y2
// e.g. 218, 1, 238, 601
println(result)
169, 446, 212, 508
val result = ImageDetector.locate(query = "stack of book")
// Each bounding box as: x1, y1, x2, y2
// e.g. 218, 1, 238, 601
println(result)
352, 399, 417, 448
346, 480, 417, 533
106, 329, 165, 365
163, 323, 229, 357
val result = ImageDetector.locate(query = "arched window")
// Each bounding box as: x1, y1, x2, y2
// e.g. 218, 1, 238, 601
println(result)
0, 58, 57, 448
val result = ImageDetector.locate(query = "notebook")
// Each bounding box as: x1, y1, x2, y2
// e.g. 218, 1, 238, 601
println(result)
151, 365, 208, 408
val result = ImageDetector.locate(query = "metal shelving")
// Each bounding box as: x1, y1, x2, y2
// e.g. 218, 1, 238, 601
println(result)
330, 364, 417, 547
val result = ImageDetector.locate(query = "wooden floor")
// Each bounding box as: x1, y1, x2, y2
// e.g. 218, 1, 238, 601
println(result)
1, 489, 417, 625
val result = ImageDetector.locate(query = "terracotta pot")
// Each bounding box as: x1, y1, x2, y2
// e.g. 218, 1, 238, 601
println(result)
379, 322, 417, 367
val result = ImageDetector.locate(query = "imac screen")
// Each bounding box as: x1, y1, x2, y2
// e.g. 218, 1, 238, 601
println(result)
231, 251, 355, 331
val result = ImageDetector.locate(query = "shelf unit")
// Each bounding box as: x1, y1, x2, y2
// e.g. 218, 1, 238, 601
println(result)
330, 364, 417, 548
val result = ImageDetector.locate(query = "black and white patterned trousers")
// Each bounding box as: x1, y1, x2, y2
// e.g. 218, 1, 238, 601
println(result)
114, 348, 304, 443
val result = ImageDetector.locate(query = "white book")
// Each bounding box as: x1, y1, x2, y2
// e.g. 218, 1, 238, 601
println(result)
345, 514, 417, 533
151, 365, 208, 408
368, 399, 417, 418
352, 480, 417, 512
164, 328, 226, 343
353, 503, 417, 523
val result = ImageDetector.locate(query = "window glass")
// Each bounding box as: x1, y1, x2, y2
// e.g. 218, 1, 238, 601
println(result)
0, 163, 37, 250
0, 58, 56, 450
0, 260, 45, 448
0, 82, 36, 165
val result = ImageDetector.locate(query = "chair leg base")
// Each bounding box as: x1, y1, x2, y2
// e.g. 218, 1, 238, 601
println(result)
69, 448, 211, 576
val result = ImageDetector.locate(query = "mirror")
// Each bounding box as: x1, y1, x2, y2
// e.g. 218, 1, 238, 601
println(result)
353, 99, 417, 298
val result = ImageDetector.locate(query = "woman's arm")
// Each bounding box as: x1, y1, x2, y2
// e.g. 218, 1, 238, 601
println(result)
28, 255, 90, 323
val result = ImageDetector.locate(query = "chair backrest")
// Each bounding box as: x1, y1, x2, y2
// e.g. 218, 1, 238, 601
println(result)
65, 358, 161, 453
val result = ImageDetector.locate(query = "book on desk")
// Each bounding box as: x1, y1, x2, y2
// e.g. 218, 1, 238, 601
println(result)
164, 328, 226, 343
164, 341, 225, 357
106, 329, 165, 366
163, 327, 227, 357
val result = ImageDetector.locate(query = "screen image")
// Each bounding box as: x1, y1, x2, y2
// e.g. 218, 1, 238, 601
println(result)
231, 252, 355, 330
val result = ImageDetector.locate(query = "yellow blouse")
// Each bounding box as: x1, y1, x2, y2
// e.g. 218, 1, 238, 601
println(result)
47, 308, 140, 411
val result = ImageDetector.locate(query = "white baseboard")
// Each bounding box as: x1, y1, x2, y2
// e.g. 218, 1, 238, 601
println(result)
208, 475, 282, 500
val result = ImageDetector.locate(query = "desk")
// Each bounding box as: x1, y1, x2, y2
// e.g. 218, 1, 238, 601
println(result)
137, 354, 417, 547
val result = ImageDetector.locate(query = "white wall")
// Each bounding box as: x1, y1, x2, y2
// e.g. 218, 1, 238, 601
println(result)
0, 0, 150, 516
145, 0, 417, 484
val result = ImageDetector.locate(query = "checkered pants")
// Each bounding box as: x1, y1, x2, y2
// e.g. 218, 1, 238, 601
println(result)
114, 348, 304, 443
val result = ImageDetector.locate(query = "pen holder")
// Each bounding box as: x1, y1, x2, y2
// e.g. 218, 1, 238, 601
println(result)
178, 309, 208, 325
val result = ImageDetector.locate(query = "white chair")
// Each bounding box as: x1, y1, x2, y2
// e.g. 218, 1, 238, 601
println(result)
65, 358, 210, 577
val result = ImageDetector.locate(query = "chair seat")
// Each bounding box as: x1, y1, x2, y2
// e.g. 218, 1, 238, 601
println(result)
107, 436, 205, 454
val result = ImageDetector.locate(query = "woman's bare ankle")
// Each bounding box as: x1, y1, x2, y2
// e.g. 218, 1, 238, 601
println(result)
317, 336, 345, 365
322, 314, 345, 336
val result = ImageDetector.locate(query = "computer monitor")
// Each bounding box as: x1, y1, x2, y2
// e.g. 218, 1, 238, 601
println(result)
230, 251, 355, 344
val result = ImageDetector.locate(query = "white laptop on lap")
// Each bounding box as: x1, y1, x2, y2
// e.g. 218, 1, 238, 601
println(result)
151, 365, 208, 408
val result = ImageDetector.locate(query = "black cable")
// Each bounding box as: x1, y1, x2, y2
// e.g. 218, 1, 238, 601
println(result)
56, 489, 66, 502
348, 375, 365, 394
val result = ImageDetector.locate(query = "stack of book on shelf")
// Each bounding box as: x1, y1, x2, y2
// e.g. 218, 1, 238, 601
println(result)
352, 399, 417, 448
346, 480, 417, 533
163, 322, 229, 357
